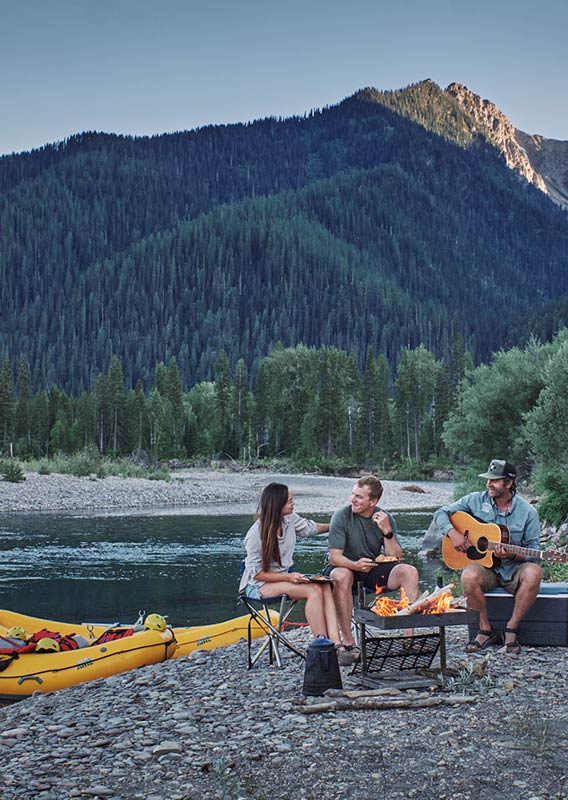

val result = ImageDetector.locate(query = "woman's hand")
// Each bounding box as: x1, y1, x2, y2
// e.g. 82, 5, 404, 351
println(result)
288, 572, 310, 584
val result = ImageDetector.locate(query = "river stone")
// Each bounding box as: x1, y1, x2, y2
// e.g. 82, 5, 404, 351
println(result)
152, 740, 184, 755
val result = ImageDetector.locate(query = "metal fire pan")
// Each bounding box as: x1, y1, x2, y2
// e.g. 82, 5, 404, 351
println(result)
353, 608, 479, 630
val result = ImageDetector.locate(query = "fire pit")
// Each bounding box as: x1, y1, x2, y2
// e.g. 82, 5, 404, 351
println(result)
352, 584, 479, 686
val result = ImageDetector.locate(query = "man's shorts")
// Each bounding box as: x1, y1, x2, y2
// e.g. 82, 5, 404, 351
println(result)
469, 562, 535, 594
323, 561, 399, 591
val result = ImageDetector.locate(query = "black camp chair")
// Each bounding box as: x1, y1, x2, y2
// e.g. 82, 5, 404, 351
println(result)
239, 563, 306, 668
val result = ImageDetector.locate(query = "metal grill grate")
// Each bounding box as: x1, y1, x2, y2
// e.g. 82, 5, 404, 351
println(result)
357, 632, 440, 674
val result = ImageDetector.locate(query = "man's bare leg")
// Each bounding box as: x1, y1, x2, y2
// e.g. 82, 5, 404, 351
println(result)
387, 563, 419, 637
505, 564, 542, 648
461, 565, 492, 645
329, 567, 356, 647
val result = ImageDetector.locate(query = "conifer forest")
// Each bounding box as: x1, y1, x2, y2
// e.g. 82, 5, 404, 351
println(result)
1, 81, 567, 481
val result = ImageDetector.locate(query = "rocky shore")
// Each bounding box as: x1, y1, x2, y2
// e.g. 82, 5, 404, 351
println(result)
1, 626, 566, 800
2, 469, 565, 799
0, 468, 454, 516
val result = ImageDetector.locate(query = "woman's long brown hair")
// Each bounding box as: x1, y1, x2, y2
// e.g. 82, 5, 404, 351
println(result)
258, 483, 289, 571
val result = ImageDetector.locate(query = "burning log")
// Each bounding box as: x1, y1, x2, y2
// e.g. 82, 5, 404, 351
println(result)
372, 584, 459, 617
395, 584, 455, 616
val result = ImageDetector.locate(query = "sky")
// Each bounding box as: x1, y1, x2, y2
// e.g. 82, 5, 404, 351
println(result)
1, 0, 567, 156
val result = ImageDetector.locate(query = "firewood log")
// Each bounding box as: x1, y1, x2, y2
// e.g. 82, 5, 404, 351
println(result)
395, 583, 453, 615
295, 695, 477, 714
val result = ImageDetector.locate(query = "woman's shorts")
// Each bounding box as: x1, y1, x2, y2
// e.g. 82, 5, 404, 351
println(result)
243, 583, 263, 600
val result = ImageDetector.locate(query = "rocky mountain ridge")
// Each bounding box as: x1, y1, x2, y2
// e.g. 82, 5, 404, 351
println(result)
446, 82, 568, 208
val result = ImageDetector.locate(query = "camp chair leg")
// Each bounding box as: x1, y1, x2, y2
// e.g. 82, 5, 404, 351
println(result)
242, 596, 306, 669
352, 581, 375, 647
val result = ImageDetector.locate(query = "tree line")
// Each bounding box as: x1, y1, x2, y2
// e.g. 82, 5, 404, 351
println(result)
3, 330, 565, 496
0, 343, 466, 466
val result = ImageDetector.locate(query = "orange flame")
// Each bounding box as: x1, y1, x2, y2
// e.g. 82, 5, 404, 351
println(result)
372, 587, 455, 616
372, 586, 410, 616
426, 592, 453, 614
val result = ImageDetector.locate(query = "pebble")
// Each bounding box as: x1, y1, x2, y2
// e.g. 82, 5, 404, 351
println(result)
1, 628, 567, 800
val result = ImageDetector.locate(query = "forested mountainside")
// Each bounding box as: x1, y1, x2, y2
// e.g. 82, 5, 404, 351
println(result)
1, 79, 567, 393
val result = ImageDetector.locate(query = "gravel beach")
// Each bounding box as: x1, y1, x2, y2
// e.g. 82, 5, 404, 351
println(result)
0, 468, 453, 516
1, 627, 566, 800
1, 469, 566, 799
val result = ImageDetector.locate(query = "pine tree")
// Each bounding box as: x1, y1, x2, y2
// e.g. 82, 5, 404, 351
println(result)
0, 357, 14, 455
107, 356, 127, 454
213, 350, 233, 454
15, 357, 33, 456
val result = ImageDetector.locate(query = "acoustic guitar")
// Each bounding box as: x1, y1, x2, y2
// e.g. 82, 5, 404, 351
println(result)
442, 511, 568, 571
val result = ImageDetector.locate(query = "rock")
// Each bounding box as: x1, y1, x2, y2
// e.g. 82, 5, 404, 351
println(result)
419, 519, 443, 557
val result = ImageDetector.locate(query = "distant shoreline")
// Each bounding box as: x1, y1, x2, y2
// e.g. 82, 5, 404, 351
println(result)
0, 468, 454, 517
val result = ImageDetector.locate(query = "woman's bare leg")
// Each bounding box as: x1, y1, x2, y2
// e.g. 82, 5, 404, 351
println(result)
259, 581, 327, 638
322, 584, 340, 643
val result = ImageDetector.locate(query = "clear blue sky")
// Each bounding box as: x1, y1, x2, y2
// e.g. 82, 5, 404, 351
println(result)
1, 0, 566, 156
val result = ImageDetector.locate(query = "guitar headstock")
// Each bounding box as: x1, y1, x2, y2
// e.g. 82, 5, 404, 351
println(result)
545, 552, 568, 564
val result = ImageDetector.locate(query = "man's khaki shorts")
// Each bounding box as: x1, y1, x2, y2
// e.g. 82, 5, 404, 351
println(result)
469, 562, 535, 594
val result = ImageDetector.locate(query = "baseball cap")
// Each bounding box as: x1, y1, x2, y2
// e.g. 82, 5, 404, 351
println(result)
478, 459, 517, 480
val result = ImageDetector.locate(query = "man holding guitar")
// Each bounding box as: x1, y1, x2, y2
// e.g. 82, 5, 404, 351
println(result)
434, 459, 542, 655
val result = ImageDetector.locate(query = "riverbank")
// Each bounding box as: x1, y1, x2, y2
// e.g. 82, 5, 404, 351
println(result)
0, 625, 566, 800
0, 468, 454, 515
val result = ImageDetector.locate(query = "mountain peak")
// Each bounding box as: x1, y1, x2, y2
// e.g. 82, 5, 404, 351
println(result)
445, 82, 547, 192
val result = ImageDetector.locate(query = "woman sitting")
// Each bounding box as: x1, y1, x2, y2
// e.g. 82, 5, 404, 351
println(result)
239, 482, 340, 644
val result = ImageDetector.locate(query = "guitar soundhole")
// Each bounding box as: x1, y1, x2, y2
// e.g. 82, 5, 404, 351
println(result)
466, 545, 485, 562
477, 537, 488, 553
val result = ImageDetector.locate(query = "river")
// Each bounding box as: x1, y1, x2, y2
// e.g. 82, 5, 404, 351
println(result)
0, 510, 445, 627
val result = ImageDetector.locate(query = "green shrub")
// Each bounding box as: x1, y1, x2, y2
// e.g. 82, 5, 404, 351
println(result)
1, 461, 26, 483
541, 561, 568, 583
535, 467, 568, 527
147, 468, 171, 481
66, 446, 102, 477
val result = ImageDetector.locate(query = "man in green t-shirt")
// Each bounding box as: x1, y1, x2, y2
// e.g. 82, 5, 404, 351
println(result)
324, 475, 419, 665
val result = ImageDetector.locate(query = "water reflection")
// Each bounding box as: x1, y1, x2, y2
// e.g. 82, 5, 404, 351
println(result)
0, 511, 444, 626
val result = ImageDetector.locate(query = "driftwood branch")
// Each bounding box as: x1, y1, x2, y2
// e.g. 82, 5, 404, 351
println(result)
295, 693, 477, 715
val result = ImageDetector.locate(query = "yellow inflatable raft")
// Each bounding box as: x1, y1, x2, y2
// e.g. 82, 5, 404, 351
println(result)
0, 608, 278, 701
171, 611, 279, 658
0, 609, 176, 702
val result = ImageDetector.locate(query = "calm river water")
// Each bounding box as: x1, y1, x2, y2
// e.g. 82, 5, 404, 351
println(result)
0, 511, 445, 627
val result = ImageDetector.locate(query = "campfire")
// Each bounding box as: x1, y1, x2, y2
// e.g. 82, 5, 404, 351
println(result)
372, 583, 460, 617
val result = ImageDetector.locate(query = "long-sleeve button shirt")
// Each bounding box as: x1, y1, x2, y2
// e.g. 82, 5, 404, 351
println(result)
433, 491, 541, 581
239, 513, 318, 593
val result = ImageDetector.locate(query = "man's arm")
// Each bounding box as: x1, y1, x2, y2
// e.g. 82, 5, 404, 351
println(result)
433, 495, 476, 553
497, 505, 542, 561
329, 547, 376, 573
372, 510, 403, 559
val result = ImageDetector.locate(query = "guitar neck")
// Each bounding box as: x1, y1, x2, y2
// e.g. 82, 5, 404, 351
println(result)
484, 538, 568, 563
487, 540, 541, 559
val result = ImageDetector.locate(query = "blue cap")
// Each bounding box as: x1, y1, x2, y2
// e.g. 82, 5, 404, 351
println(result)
309, 636, 334, 647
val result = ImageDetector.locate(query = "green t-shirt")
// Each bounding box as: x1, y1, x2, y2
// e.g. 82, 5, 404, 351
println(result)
327, 504, 397, 562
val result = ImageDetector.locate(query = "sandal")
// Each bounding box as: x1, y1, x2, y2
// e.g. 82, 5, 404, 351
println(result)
465, 629, 499, 653
336, 644, 361, 666
504, 627, 522, 656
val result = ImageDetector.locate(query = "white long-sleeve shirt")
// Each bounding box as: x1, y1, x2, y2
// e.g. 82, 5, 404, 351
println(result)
239, 512, 317, 593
